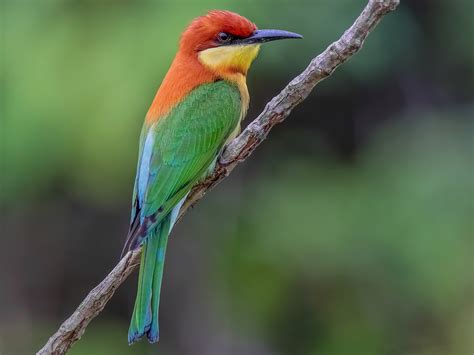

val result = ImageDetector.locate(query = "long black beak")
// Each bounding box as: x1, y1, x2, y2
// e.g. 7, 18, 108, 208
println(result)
239, 29, 303, 45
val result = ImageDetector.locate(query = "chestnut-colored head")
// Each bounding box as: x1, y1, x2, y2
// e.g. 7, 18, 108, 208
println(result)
180, 10, 257, 53
179, 10, 302, 76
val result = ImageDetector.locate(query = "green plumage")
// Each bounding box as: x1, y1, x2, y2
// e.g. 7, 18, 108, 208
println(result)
126, 80, 242, 344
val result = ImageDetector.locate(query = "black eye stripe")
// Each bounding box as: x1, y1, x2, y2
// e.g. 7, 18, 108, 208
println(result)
215, 32, 251, 46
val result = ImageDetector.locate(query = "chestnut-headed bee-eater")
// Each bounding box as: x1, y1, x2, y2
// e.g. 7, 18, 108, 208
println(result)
122, 10, 302, 344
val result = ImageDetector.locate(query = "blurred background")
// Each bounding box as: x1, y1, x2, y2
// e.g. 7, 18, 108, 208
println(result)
1, 0, 473, 354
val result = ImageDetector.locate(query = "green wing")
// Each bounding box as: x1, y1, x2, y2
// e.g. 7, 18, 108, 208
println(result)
124, 80, 241, 252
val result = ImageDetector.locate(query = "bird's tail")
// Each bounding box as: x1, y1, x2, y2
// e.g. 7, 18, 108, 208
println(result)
128, 215, 171, 344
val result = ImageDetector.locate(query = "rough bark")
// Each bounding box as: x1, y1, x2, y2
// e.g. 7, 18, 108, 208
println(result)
37, 1, 399, 353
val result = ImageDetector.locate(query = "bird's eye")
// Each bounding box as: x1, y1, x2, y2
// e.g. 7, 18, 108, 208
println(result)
217, 32, 231, 43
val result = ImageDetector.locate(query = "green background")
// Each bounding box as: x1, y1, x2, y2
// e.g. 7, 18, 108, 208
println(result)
1, 0, 473, 354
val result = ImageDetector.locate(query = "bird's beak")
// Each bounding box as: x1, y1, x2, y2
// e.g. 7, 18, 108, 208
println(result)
240, 29, 303, 45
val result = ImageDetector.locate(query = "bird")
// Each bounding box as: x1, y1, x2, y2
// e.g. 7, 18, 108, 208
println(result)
123, 10, 302, 344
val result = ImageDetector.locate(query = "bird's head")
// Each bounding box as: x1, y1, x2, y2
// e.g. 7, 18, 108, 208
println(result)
180, 10, 302, 77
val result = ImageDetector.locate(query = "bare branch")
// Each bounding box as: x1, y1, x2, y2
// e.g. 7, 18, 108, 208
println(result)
37, 250, 141, 355
37, 1, 399, 353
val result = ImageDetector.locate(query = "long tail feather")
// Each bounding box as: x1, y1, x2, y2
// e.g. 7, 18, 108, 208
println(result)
147, 220, 170, 342
128, 215, 171, 344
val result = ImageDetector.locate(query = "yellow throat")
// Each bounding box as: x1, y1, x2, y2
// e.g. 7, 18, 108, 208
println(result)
198, 44, 260, 76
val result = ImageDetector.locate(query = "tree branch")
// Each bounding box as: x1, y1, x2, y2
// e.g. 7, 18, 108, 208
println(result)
37, 1, 399, 353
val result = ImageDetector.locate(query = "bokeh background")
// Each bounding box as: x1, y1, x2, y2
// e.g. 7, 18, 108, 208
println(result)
1, 0, 473, 354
